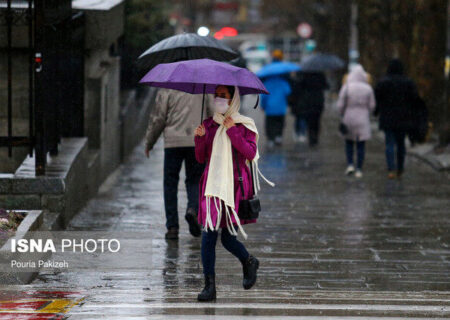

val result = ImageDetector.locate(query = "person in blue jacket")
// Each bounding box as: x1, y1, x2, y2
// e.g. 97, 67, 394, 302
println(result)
260, 50, 292, 147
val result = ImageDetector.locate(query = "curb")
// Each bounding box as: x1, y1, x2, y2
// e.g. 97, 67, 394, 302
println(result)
0, 210, 51, 284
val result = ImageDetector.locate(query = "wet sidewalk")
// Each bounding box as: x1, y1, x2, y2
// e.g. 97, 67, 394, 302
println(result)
1, 105, 450, 319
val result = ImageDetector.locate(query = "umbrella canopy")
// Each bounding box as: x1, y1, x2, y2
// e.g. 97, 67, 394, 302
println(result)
256, 61, 300, 78
300, 53, 345, 72
137, 33, 239, 71
139, 58, 269, 95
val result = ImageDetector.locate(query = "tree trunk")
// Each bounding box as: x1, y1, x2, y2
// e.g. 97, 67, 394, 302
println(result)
328, 0, 351, 89
356, 0, 393, 83
328, 0, 351, 65
443, 0, 450, 145
390, 0, 416, 75
410, 0, 447, 138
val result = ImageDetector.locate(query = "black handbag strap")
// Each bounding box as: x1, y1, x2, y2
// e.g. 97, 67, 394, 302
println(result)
249, 160, 256, 195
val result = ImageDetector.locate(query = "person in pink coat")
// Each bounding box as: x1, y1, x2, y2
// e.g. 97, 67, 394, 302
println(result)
337, 65, 376, 178
194, 85, 261, 302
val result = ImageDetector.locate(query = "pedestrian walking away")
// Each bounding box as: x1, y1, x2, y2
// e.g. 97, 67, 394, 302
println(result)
375, 59, 419, 179
145, 89, 213, 240
337, 65, 375, 178
260, 50, 292, 148
194, 85, 274, 301
290, 71, 329, 147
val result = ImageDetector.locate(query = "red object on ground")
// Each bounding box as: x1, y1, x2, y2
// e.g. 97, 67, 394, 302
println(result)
0, 314, 64, 320
0, 301, 49, 311
0, 290, 84, 320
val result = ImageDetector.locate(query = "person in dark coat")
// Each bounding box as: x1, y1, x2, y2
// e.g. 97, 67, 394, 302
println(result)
290, 72, 329, 146
375, 59, 419, 179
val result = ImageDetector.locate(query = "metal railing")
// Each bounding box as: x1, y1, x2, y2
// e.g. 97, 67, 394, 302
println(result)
1, 0, 83, 175
0, 0, 34, 159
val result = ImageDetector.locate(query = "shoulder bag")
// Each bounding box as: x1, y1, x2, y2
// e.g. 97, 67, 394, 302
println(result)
233, 147, 260, 220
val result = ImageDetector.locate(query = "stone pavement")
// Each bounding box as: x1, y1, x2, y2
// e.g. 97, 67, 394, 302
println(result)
1, 103, 450, 319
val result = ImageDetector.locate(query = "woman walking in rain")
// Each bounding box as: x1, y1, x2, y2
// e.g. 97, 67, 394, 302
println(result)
337, 65, 375, 178
194, 85, 272, 301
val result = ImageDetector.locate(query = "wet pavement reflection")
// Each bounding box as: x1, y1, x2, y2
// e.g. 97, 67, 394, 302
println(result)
1, 105, 449, 318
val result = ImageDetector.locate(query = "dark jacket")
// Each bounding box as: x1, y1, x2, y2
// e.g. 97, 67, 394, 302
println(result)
289, 72, 329, 116
374, 60, 418, 132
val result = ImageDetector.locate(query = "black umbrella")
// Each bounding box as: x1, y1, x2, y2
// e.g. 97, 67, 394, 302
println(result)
137, 33, 239, 71
300, 53, 345, 72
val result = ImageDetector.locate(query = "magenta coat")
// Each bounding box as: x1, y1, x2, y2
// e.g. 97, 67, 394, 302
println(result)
194, 117, 257, 229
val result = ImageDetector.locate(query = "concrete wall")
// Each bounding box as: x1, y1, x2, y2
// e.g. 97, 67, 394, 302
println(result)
84, 52, 122, 183
81, 2, 124, 184
82, 3, 124, 51
120, 88, 156, 162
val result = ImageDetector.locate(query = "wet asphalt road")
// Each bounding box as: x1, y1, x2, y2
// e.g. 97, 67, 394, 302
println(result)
1, 101, 450, 319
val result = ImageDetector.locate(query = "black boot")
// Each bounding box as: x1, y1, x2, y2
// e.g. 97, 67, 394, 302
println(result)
242, 255, 259, 290
197, 274, 216, 302
185, 208, 201, 237
165, 227, 179, 240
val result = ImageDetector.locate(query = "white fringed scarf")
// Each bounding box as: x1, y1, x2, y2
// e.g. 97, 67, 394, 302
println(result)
204, 86, 275, 239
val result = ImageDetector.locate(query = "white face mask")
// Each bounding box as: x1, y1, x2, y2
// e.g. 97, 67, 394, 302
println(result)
213, 97, 230, 114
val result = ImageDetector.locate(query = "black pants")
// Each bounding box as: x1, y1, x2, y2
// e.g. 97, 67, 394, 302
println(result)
346, 140, 366, 170
164, 147, 204, 229
265, 115, 285, 141
201, 229, 249, 275
385, 130, 406, 172
304, 113, 322, 146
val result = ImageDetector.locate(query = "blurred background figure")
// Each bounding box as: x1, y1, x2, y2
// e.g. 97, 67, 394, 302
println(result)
271, 48, 283, 62
289, 74, 307, 143
342, 68, 373, 86
260, 50, 292, 148
337, 65, 375, 178
375, 59, 419, 179
290, 71, 329, 147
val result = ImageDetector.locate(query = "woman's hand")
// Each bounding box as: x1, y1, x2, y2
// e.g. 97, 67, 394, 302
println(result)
195, 124, 205, 137
224, 116, 235, 129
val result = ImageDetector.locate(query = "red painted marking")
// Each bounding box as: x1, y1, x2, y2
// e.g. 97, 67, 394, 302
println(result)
0, 291, 80, 301
0, 314, 64, 320
0, 301, 48, 311
0, 290, 83, 319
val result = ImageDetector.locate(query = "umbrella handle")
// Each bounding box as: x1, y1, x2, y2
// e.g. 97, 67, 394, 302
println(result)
200, 84, 206, 124
253, 95, 260, 109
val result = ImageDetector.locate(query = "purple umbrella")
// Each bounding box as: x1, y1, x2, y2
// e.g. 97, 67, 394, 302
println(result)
139, 58, 269, 95
139, 59, 268, 122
